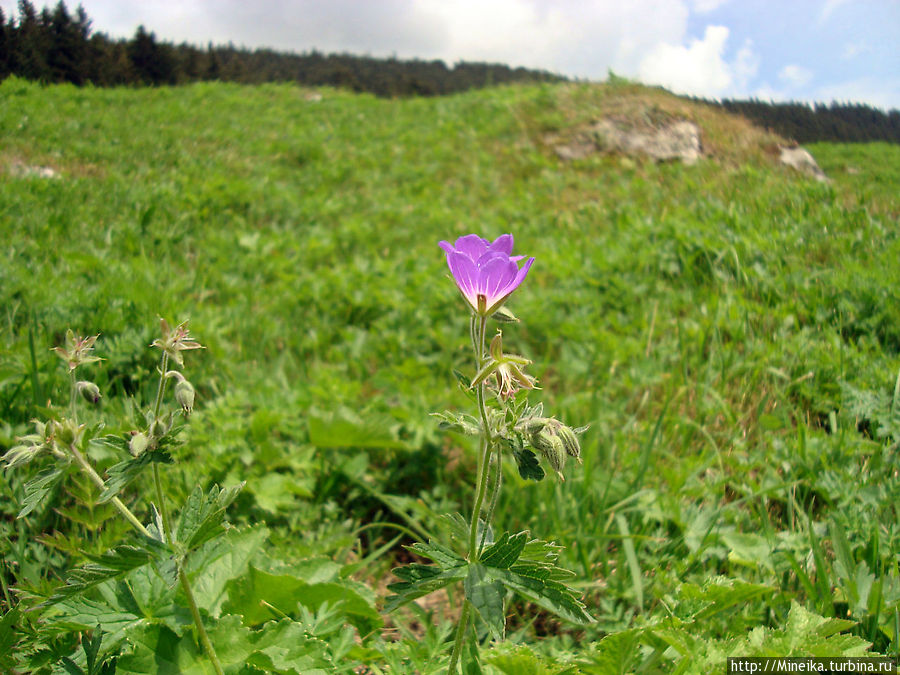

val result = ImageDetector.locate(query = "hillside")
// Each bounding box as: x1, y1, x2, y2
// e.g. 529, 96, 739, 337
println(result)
1, 78, 899, 672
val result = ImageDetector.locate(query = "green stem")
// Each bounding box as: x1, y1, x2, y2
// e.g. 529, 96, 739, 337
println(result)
478, 441, 503, 555
67, 443, 151, 538
150, 353, 224, 675
450, 314, 495, 674
69, 371, 77, 423
447, 601, 471, 674
153, 352, 170, 420
467, 316, 493, 559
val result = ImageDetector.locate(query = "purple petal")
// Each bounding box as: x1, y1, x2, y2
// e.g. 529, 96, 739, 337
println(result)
504, 257, 535, 296
438, 240, 455, 255
446, 250, 480, 309
488, 234, 514, 256
479, 258, 519, 305
454, 234, 490, 261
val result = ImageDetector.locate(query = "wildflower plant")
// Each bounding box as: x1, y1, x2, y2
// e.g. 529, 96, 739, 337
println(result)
386, 234, 593, 672
3, 320, 238, 675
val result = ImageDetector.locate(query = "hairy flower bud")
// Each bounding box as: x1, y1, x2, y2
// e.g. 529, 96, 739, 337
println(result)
76, 380, 101, 404
129, 431, 149, 457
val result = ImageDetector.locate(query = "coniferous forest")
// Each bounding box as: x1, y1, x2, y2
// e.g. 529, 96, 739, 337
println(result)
1, 0, 898, 144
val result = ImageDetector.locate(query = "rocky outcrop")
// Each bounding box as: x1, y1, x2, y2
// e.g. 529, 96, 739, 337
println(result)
778, 146, 828, 182
555, 116, 702, 165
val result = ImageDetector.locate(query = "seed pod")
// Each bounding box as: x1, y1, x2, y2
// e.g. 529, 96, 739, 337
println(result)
174, 379, 195, 416
557, 424, 582, 462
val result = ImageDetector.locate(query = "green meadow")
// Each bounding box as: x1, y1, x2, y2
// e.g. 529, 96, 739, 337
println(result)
1, 76, 900, 672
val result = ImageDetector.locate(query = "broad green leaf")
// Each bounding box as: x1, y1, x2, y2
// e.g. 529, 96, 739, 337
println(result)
175, 482, 244, 552
222, 564, 381, 635
465, 563, 506, 640
19, 465, 68, 518
188, 525, 270, 618
116, 615, 332, 675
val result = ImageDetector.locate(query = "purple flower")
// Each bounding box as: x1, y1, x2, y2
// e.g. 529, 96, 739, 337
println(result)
439, 234, 535, 315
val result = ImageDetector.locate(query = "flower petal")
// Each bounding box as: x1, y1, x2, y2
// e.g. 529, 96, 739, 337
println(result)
454, 234, 490, 261
438, 240, 456, 255
488, 234, 514, 256
479, 257, 519, 306
446, 250, 480, 309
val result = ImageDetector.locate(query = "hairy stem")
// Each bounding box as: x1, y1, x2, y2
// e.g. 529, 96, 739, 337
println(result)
150, 353, 224, 675
68, 371, 77, 423
67, 443, 151, 538
450, 314, 495, 674
447, 600, 471, 674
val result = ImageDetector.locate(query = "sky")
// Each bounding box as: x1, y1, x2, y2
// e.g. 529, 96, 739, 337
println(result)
4, 0, 898, 109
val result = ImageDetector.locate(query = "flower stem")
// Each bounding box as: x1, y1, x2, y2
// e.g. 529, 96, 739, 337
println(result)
149, 353, 224, 675
449, 314, 495, 674
67, 443, 151, 538
68, 371, 77, 423
447, 600, 471, 674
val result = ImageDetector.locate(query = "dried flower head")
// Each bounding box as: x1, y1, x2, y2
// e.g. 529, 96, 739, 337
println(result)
52, 329, 102, 372
151, 319, 204, 367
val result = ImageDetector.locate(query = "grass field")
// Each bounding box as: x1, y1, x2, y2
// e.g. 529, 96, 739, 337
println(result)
1, 76, 899, 673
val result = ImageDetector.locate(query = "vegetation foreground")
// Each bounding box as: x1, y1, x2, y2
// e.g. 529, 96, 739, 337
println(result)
1, 77, 899, 673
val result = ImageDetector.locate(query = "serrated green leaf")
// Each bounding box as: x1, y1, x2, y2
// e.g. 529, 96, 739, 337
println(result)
384, 564, 468, 613
98, 449, 173, 503
19, 465, 68, 518
480, 531, 528, 569
492, 566, 594, 625
45, 536, 172, 605
513, 447, 545, 481
407, 539, 467, 569
465, 563, 506, 641
175, 482, 244, 552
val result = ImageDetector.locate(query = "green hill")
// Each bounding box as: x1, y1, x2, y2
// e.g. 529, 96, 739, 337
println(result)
2, 78, 899, 671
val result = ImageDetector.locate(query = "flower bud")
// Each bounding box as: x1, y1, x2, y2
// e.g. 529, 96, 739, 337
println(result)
76, 380, 101, 404
129, 431, 149, 457
531, 429, 567, 480
56, 419, 83, 446
174, 379, 195, 416
148, 418, 168, 440
491, 306, 520, 323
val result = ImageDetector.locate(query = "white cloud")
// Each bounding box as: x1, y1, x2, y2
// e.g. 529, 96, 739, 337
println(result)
691, 0, 728, 13
818, 0, 851, 24
637, 24, 741, 97
779, 64, 813, 87
841, 41, 870, 59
